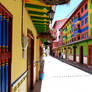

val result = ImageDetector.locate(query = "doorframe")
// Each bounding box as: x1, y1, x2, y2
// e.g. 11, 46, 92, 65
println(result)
27, 30, 34, 89
88, 45, 92, 65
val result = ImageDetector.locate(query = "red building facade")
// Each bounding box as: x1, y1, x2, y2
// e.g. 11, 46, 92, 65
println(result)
71, 0, 88, 42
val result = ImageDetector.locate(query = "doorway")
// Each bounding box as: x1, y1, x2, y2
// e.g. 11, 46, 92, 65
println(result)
27, 30, 34, 91
88, 45, 92, 65
80, 46, 83, 64
64, 48, 67, 59
73, 47, 76, 62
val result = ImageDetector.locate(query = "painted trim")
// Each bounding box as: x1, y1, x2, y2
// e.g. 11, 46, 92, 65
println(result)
71, 12, 88, 28
13, 74, 27, 92
11, 70, 27, 87
81, 12, 88, 21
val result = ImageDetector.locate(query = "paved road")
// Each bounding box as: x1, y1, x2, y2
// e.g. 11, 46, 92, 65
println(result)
41, 56, 92, 92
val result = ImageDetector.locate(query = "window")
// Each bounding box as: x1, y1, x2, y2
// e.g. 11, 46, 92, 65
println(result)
85, 32, 88, 38
72, 38, 73, 42
72, 18, 73, 22
58, 35, 60, 39
71, 28, 73, 32
81, 20, 84, 26
70, 48, 72, 54
59, 29, 61, 31
58, 22, 62, 25
81, 8, 83, 13
74, 26, 76, 29
85, 3, 87, 10
81, 34, 84, 39
77, 35, 80, 40
78, 12, 80, 18
85, 17, 88, 24
74, 16, 76, 20
78, 24, 80, 29
74, 37, 76, 41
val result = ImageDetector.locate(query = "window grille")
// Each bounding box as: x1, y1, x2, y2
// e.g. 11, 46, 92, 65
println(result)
85, 3, 87, 10
0, 4, 12, 92
85, 32, 88, 38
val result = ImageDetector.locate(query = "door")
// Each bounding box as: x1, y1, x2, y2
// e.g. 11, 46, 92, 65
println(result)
80, 46, 83, 64
73, 47, 76, 62
27, 31, 34, 91
65, 48, 67, 59
27, 36, 31, 92
88, 45, 92, 65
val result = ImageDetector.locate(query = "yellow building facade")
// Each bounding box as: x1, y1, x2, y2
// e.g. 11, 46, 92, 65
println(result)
0, 0, 40, 92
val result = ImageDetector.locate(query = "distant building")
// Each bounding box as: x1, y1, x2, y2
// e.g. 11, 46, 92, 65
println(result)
52, 0, 92, 66
51, 19, 67, 57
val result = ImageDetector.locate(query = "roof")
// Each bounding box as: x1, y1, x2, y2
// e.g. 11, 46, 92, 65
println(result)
53, 18, 67, 29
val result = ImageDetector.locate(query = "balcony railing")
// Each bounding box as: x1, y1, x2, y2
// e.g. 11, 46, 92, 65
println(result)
74, 28, 81, 34
74, 17, 81, 24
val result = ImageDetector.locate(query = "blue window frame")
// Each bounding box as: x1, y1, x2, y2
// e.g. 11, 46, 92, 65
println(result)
81, 34, 84, 39
71, 28, 73, 32
85, 3, 87, 10
85, 32, 88, 38
85, 17, 88, 24
81, 8, 83, 13
72, 18, 73, 22
81, 20, 84, 26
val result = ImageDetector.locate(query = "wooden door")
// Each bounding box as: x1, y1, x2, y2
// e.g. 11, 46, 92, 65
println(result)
30, 37, 34, 89
79, 46, 83, 64
88, 45, 92, 65
27, 36, 31, 92
73, 47, 76, 62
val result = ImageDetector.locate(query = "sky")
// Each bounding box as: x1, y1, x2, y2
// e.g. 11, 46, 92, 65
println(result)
52, 0, 83, 26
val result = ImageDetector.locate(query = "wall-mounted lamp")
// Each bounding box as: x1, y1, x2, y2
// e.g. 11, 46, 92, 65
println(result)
48, 8, 55, 23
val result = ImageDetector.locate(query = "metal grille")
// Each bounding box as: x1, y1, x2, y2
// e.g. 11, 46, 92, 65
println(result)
0, 4, 12, 92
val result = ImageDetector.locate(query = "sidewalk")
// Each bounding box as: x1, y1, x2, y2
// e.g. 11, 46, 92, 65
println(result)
31, 80, 42, 92
32, 56, 92, 92
58, 57, 92, 74
41, 56, 92, 92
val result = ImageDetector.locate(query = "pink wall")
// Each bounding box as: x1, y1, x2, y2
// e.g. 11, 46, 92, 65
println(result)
51, 18, 67, 49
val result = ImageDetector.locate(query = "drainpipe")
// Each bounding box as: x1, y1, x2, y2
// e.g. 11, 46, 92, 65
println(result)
21, 0, 24, 47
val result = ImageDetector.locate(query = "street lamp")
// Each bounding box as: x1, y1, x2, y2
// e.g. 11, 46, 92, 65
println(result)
48, 8, 55, 23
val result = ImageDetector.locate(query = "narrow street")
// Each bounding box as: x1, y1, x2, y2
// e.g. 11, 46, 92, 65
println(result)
41, 56, 92, 92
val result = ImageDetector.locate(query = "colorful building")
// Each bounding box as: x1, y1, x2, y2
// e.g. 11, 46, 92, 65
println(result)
52, 0, 92, 66
51, 19, 67, 57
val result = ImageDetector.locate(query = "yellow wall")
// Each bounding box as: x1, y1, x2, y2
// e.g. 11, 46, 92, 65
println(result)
0, 0, 39, 86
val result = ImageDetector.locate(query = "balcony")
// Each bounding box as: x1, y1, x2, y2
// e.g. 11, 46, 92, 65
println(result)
74, 17, 81, 24
74, 28, 81, 35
